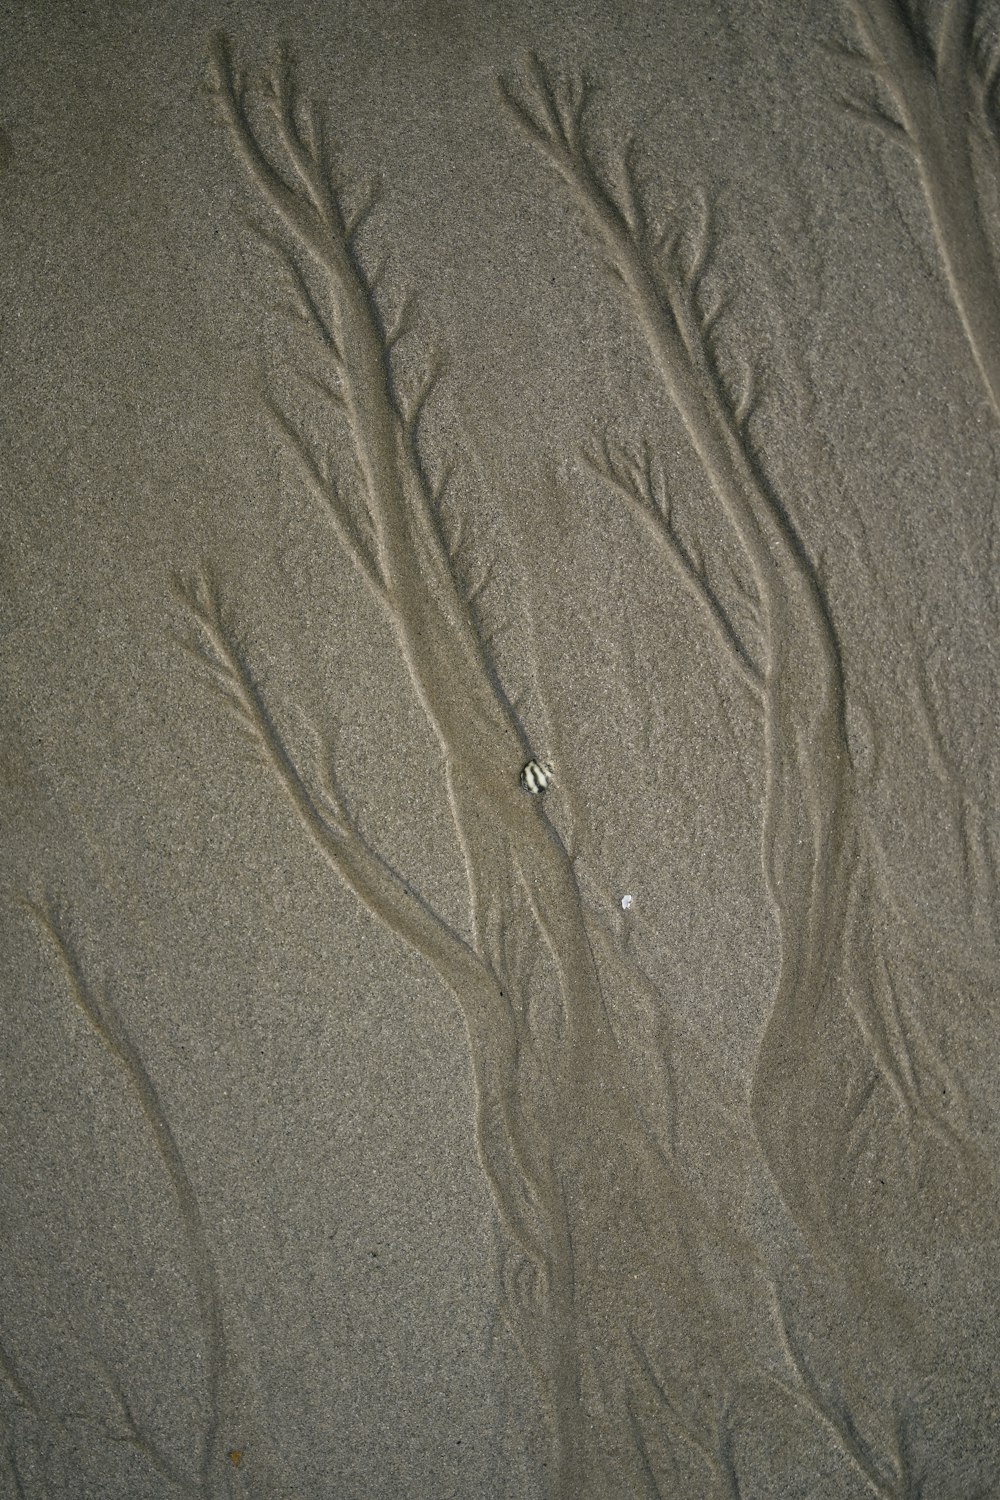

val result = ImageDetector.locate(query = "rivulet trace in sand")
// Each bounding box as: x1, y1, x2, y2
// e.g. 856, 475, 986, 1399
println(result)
2, 2, 999, 1495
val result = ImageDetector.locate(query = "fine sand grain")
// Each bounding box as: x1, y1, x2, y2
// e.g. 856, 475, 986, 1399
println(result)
2, 2, 999, 1495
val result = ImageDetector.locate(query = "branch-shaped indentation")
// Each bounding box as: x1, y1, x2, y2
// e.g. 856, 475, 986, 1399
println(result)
582, 909, 680, 1172
248, 223, 389, 598
175, 558, 579, 1465
842, 839, 979, 1176
499, 54, 823, 665
203, 44, 746, 1495
769, 1284, 914, 1499
263, 388, 386, 600
208, 34, 534, 788
497, 54, 596, 190
908, 645, 1000, 950
206, 37, 454, 607
20, 900, 225, 1496
837, 0, 1000, 420
173, 567, 572, 1290
173, 567, 488, 995
503, 56, 927, 1262
623, 1329, 743, 1500
584, 435, 764, 697
821, 34, 914, 144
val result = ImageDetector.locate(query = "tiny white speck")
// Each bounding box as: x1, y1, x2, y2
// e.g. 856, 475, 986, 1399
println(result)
621, 894, 633, 911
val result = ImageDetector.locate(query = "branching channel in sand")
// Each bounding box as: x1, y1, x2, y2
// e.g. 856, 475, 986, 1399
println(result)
147, 26, 996, 1498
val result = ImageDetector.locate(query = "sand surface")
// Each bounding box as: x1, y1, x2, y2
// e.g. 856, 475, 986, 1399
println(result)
2, 1, 999, 1495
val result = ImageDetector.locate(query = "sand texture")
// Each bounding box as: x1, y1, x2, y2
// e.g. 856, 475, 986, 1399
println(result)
2, 0, 999, 1495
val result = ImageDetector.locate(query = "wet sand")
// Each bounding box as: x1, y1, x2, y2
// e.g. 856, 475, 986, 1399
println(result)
2, 1, 999, 1494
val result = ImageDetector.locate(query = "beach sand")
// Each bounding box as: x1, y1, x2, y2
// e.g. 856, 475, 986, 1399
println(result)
2, 1, 999, 1494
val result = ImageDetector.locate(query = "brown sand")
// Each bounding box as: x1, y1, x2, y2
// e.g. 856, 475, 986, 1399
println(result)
2, 1, 999, 1495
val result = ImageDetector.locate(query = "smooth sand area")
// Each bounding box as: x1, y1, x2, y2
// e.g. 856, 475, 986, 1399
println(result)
2, 1, 999, 1494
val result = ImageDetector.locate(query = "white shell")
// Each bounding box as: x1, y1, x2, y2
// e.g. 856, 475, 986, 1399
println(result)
520, 759, 554, 794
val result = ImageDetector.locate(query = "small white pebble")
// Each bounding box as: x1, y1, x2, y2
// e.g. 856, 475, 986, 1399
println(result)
621, 894, 633, 911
